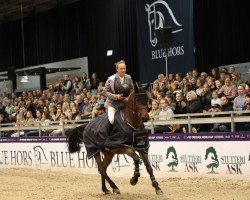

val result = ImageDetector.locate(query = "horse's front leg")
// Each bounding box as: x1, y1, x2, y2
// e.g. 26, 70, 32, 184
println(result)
138, 150, 163, 195
130, 152, 141, 186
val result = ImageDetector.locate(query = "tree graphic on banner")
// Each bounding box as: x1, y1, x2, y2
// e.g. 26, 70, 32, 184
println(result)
205, 147, 219, 174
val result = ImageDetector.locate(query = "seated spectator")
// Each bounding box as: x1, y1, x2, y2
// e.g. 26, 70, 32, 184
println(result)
199, 83, 212, 111
211, 95, 233, 132
233, 84, 246, 111
181, 91, 203, 133
81, 97, 93, 119
174, 92, 186, 114
148, 100, 160, 117
50, 113, 68, 136
211, 91, 221, 107
218, 77, 237, 102
92, 105, 106, 118
153, 99, 174, 133
235, 94, 250, 131
195, 78, 204, 96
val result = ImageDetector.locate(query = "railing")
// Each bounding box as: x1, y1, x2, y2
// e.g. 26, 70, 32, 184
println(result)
0, 110, 249, 137
145, 110, 250, 133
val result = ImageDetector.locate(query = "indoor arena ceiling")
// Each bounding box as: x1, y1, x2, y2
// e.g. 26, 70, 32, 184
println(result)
0, 0, 79, 24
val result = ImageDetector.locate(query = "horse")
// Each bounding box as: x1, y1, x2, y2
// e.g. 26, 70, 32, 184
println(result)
67, 83, 163, 195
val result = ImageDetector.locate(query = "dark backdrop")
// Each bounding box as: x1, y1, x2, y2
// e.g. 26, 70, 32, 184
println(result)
0, 0, 249, 82
193, 0, 250, 72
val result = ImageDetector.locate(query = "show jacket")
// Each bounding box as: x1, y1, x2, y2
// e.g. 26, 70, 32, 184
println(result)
103, 73, 134, 109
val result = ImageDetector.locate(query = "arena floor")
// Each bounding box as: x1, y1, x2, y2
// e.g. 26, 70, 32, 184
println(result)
0, 168, 249, 200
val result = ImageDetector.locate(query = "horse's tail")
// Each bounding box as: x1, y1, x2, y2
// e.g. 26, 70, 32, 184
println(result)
66, 124, 87, 153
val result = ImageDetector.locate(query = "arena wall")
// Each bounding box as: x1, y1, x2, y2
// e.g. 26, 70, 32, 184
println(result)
0, 133, 249, 180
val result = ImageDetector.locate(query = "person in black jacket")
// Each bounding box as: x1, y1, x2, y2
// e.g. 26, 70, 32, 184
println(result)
211, 95, 233, 132
180, 91, 203, 133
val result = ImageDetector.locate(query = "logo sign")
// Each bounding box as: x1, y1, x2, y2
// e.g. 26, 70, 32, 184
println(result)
180, 154, 201, 173
166, 146, 178, 172
221, 155, 245, 175
149, 154, 163, 171
136, 0, 195, 83
205, 147, 219, 174
145, 0, 183, 47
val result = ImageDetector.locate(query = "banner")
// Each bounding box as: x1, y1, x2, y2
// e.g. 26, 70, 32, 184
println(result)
136, 0, 195, 83
0, 134, 250, 179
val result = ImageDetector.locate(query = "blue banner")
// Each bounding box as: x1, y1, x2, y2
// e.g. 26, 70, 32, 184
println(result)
136, 0, 195, 83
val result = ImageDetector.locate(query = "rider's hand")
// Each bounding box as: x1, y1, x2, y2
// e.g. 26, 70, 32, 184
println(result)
117, 94, 125, 101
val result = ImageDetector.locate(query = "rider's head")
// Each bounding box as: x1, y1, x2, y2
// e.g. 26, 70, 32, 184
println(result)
116, 60, 126, 78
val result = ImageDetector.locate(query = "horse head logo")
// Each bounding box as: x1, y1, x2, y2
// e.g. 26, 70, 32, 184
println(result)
166, 146, 178, 172
205, 147, 219, 174
145, 0, 183, 47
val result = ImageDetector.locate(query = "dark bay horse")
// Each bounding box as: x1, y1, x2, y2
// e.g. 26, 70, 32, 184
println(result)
67, 83, 163, 195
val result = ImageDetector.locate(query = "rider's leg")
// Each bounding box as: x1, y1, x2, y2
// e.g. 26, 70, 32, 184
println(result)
107, 106, 117, 124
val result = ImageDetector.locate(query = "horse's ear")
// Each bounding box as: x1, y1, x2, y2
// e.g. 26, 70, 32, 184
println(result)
134, 82, 139, 93
143, 83, 150, 92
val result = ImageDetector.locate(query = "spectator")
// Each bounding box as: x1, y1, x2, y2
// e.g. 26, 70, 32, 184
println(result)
218, 77, 237, 102
200, 83, 212, 111
90, 72, 100, 96
153, 99, 174, 133
233, 84, 246, 111
148, 100, 160, 117
62, 74, 73, 94
211, 67, 220, 80
81, 72, 90, 90
174, 92, 186, 114
181, 91, 203, 133
81, 97, 93, 119
211, 95, 233, 132
211, 91, 221, 107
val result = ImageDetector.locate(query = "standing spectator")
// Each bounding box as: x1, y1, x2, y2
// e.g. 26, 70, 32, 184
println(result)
90, 72, 100, 95
62, 74, 73, 94
81, 72, 90, 90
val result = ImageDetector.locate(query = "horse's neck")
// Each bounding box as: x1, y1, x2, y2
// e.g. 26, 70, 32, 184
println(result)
124, 108, 144, 131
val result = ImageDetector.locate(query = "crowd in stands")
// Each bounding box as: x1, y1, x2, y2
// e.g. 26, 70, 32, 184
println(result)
0, 66, 250, 137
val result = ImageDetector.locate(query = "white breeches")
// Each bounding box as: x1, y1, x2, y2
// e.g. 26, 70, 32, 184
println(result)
107, 106, 117, 124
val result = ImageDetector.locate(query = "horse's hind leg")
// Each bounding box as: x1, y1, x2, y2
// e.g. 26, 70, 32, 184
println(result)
95, 153, 120, 194
139, 150, 163, 195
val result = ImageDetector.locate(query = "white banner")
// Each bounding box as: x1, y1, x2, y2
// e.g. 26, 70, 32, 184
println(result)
0, 140, 249, 179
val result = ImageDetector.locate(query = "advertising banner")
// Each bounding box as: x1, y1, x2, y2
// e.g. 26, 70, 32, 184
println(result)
136, 0, 195, 83
0, 136, 249, 179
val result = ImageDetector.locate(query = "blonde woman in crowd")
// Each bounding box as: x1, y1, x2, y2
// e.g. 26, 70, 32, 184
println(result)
148, 100, 160, 117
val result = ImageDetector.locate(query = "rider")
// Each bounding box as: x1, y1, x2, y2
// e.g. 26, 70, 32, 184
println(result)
103, 60, 134, 128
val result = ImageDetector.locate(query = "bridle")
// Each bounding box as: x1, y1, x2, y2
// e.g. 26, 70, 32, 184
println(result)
126, 93, 149, 121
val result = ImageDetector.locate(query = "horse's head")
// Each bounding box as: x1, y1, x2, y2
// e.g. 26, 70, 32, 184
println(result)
126, 82, 150, 123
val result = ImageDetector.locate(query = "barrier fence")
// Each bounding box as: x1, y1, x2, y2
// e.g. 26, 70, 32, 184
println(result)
0, 110, 249, 136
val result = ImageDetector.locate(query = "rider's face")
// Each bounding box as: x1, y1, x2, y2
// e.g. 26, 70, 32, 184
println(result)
116, 63, 126, 77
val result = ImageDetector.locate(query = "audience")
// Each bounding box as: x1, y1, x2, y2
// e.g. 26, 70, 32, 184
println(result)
0, 66, 249, 137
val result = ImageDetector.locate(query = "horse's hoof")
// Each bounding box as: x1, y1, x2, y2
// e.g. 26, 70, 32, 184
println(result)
103, 190, 112, 195
156, 189, 164, 195
113, 188, 121, 194
130, 178, 138, 186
